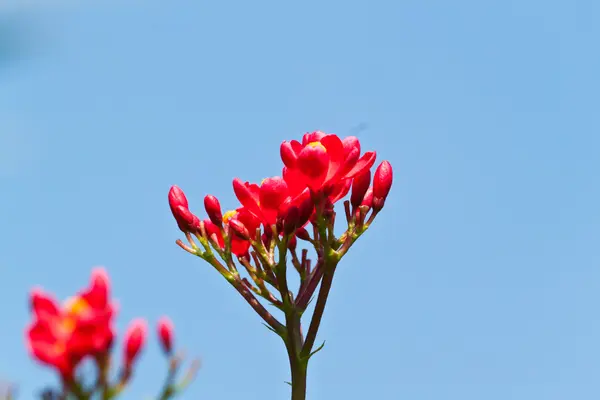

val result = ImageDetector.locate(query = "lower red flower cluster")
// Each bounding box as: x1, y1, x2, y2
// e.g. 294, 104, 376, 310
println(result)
25, 268, 178, 391
26, 268, 117, 378
168, 131, 393, 256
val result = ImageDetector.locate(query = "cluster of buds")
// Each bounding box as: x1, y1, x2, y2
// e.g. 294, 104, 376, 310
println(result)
24, 269, 198, 400
169, 131, 393, 356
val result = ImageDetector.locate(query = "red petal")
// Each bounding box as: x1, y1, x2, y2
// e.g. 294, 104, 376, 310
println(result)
236, 208, 261, 236
302, 131, 326, 146
342, 136, 361, 156
283, 167, 308, 197
291, 140, 302, 154
233, 178, 262, 218
344, 151, 377, 179
320, 134, 345, 183
259, 177, 289, 212
329, 178, 352, 203
83, 268, 110, 309
30, 289, 60, 318
338, 146, 360, 178
280, 141, 298, 168
297, 145, 329, 190
203, 220, 225, 248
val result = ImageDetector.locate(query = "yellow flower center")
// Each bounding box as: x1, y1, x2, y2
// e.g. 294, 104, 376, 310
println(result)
60, 296, 91, 335
307, 141, 326, 151
223, 210, 238, 223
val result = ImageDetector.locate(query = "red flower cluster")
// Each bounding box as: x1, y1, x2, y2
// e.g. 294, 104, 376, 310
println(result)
169, 131, 393, 256
26, 268, 116, 378
25, 269, 177, 383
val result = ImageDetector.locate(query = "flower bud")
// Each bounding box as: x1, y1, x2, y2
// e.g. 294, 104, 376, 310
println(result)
373, 161, 393, 211
157, 316, 174, 355
361, 187, 373, 208
174, 206, 200, 232
295, 227, 311, 241
169, 186, 199, 232
168, 185, 188, 209
350, 170, 371, 209
296, 196, 314, 228
288, 234, 297, 251
283, 206, 299, 236
204, 195, 223, 227
229, 219, 250, 241
355, 187, 373, 219
123, 319, 147, 369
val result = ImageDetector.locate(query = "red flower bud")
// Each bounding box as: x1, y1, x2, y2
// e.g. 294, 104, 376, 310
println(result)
168, 185, 188, 209
373, 161, 393, 211
288, 234, 297, 251
204, 195, 223, 227
295, 227, 311, 241
350, 170, 371, 209
123, 319, 147, 369
355, 187, 373, 219
169, 186, 199, 232
175, 206, 200, 232
157, 316, 174, 355
361, 187, 373, 207
283, 206, 299, 236
229, 219, 250, 241
296, 196, 314, 228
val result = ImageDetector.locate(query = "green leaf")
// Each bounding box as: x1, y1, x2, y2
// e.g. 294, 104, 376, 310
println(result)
308, 341, 326, 359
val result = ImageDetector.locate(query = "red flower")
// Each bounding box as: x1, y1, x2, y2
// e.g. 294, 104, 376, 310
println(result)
202, 207, 261, 257
25, 268, 117, 378
232, 177, 290, 226
280, 132, 376, 195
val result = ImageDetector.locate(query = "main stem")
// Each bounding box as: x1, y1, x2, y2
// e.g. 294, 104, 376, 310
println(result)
283, 305, 307, 400
286, 338, 307, 400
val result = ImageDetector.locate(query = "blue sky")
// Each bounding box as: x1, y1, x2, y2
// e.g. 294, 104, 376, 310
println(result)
1, 1, 599, 399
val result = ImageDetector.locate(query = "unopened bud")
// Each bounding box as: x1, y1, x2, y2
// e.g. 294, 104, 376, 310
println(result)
157, 316, 174, 356
296, 196, 314, 227
169, 186, 200, 232
175, 206, 200, 233
355, 187, 373, 219
372, 161, 393, 211
229, 219, 250, 241
288, 234, 297, 251
295, 227, 311, 241
204, 195, 223, 227
361, 187, 373, 208
168, 185, 188, 209
350, 170, 371, 209
123, 319, 147, 370
283, 206, 299, 236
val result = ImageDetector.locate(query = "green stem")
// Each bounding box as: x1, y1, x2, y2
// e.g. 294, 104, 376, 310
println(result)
300, 266, 335, 359
287, 345, 307, 400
